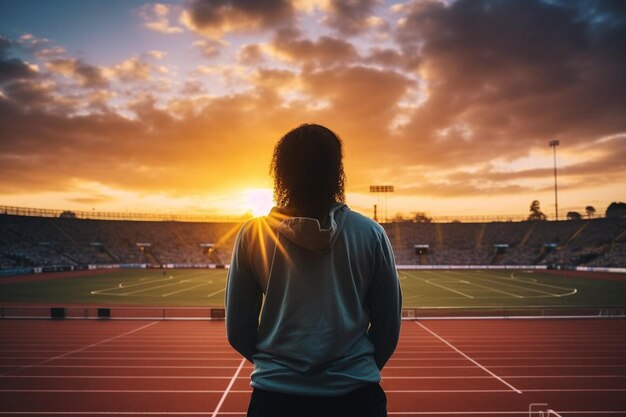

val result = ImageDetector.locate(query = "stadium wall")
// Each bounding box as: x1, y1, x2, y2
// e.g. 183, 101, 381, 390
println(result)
2, 263, 625, 278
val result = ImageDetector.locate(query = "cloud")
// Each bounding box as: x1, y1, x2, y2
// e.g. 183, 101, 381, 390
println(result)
322, 0, 381, 35
139, 3, 183, 34
388, 0, 626, 168
266, 28, 360, 68
1, 0, 624, 211
193, 39, 228, 59
180, 0, 295, 39
236, 44, 265, 65
104, 56, 154, 82
46, 58, 108, 88
0, 36, 38, 83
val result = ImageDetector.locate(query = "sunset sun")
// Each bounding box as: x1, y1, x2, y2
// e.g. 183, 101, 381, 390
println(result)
244, 188, 274, 217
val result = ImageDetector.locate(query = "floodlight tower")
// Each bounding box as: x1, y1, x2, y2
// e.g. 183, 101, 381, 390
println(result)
549, 140, 560, 221
369, 185, 394, 223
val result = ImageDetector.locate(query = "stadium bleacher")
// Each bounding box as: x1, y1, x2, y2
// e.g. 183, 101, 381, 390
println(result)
0, 213, 624, 269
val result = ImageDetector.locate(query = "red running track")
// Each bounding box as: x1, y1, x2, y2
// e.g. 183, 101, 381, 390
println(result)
0, 318, 625, 416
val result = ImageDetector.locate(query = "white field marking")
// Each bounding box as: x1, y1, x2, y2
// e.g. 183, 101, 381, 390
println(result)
415, 321, 522, 394
415, 271, 475, 299
119, 280, 189, 296
95, 270, 210, 296
0, 322, 158, 377
162, 281, 212, 297
423, 279, 475, 299
509, 272, 577, 292
207, 288, 226, 298
91, 277, 173, 294
473, 273, 562, 297
456, 279, 524, 298
471, 272, 575, 298
211, 358, 246, 417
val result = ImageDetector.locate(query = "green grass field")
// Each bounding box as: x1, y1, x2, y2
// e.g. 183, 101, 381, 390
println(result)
1, 268, 626, 309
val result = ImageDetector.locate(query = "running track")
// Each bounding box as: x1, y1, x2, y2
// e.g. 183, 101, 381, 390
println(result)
1, 319, 625, 416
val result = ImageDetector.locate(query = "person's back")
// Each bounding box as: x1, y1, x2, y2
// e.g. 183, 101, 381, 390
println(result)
226, 124, 402, 417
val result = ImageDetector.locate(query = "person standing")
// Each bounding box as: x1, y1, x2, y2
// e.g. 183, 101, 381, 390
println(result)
226, 123, 402, 417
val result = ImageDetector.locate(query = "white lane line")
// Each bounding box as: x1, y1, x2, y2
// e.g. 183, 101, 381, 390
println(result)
0, 411, 624, 415
0, 375, 233, 379
0, 321, 158, 377
415, 321, 522, 394
5, 374, 624, 380
206, 288, 226, 298
0, 387, 623, 393
0, 365, 245, 369
211, 357, 247, 417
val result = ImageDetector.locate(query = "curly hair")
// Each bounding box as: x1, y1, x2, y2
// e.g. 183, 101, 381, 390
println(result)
271, 124, 346, 211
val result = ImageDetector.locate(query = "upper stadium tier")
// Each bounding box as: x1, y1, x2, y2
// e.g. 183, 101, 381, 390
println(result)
1, 210, 624, 269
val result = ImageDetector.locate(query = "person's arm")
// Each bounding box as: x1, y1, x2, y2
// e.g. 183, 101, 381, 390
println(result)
225, 224, 263, 362
367, 228, 402, 369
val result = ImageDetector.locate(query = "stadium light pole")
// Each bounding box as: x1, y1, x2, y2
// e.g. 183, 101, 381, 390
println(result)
549, 140, 560, 221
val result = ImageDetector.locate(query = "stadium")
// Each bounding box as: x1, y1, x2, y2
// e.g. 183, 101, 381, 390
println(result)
1, 204, 626, 416
2, 0, 626, 416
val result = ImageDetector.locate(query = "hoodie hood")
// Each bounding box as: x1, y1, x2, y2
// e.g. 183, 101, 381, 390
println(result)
266, 203, 349, 252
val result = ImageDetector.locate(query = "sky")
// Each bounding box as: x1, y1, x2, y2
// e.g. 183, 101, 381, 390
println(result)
0, 0, 624, 220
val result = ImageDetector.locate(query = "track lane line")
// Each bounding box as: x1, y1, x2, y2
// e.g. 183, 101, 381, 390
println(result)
415, 321, 522, 394
0, 321, 159, 377
211, 357, 246, 417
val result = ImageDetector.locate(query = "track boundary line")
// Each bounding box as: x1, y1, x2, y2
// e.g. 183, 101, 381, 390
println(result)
0, 411, 625, 415
415, 321, 522, 394
0, 321, 158, 377
211, 357, 246, 417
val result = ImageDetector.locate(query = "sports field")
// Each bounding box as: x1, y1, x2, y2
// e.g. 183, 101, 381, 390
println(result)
1, 268, 626, 310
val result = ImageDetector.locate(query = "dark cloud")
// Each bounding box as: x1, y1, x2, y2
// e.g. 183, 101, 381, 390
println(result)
390, 0, 626, 169
323, 0, 379, 35
182, 0, 294, 38
269, 29, 360, 68
47, 58, 108, 88
0, 35, 38, 83
363, 47, 420, 71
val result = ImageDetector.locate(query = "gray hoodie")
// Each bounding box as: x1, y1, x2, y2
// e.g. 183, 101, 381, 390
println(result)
226, 203, 402, 395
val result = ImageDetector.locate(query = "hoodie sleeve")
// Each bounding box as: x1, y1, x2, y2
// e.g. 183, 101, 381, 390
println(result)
226, 223, 263, 362
367, 228, 402, 369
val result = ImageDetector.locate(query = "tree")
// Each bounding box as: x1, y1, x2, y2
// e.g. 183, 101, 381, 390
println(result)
392, 213, 406, 222
413, 212, 432, 223
59, 210, 77, 219
528, 200, 547, 221
585, 206, 596, 218
606, 202, 626, 218
566, 211, 582, 220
